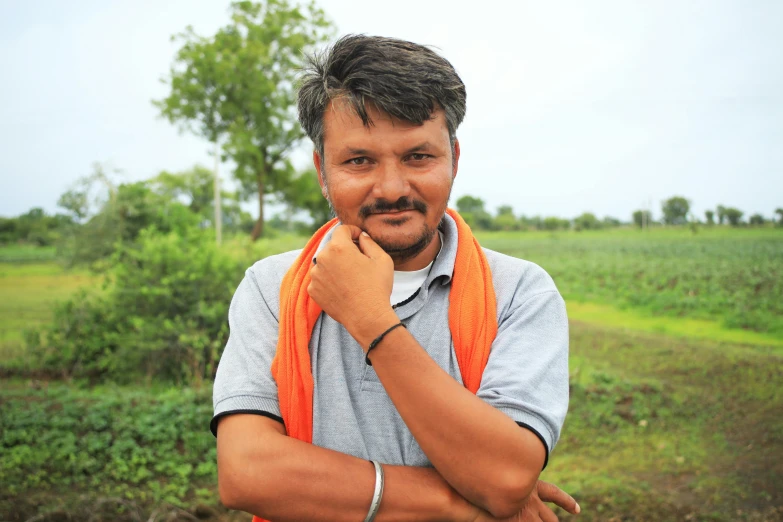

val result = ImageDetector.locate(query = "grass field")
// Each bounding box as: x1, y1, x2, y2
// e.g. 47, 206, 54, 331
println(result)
0, 262, 97, 365
1, 228, 781, 521
478, 227, 783, 338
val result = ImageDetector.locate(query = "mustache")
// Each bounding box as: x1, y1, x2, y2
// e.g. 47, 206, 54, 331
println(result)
359, 197, 427, 219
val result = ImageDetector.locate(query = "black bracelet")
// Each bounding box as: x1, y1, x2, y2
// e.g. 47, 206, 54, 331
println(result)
365, 322, 406, 366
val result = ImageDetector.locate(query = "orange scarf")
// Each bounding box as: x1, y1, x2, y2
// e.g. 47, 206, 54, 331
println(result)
257, 209, 497, 521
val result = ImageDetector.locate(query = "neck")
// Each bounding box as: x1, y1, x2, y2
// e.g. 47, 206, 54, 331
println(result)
392, 232, 441, 271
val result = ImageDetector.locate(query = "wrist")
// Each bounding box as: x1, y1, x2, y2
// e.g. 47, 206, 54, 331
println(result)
444, 486, 481, 522
350, 309, 399, 351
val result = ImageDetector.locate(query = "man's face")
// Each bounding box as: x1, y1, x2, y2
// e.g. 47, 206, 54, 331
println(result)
314, 101, 459, 265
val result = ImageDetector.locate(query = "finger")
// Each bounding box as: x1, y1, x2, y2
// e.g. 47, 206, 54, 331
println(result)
536, 481, 580, 515
538, 504, 559, 522
357, 231, 388, 260
331, 224, 363, 244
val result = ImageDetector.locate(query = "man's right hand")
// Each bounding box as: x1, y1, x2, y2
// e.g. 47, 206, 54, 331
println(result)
463, 480, 580, 522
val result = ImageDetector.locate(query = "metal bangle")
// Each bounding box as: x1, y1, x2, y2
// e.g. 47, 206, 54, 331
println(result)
363, 460, 384, 522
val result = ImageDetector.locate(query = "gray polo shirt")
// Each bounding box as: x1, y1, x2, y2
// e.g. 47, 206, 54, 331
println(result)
212, 214, 569, 467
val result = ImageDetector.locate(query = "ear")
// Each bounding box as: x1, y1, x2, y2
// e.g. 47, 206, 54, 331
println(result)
452, 139, 461, 180
313, 150, 328, 197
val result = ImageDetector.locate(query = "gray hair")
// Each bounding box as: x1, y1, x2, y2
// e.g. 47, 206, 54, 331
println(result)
297, 35, 467, 160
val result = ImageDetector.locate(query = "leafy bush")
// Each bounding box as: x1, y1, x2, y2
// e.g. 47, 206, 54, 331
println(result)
59, 182, 202, 269
29, 228, 245, 383
0, 384, 216, 506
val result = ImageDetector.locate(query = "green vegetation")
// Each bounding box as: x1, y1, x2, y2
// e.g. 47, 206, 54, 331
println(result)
477, 227, 783, 337
545, 323, 782, 521
154, 0, 333, 239
0, 263, 96, 364
0, 382, 218, 520
2, 226, 781, 520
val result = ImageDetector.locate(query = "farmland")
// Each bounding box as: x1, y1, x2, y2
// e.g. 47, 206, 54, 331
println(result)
477, 227, 783, 339
1, 227, 782, 521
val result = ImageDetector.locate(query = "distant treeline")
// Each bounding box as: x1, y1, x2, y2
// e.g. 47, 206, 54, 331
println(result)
448, 195, 782, 232
3, 176, 782, 252
0, 162, 329, 261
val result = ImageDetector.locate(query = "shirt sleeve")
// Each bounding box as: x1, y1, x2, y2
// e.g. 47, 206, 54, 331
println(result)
211, 267, 283, 436
476, 288, 569, 464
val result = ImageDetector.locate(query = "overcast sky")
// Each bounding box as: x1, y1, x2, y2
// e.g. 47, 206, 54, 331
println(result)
1, 0, 781, 221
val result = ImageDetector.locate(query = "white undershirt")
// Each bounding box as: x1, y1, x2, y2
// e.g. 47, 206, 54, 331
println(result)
390, 263, 431, 305
315, 227, 443, 306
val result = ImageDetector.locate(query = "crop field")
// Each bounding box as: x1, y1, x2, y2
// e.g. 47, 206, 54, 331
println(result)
1, 227, 781, 522
478, 227, 783, 339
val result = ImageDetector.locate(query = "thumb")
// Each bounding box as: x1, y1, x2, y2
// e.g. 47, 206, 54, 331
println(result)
357, 231, 388, 260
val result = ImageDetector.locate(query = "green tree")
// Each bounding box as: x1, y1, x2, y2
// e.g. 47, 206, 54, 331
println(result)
704, 210, 715, 225
455, 195, 492, 230
278, 168, 333, 230
496, 205, 515, 217
775, 208, 783, 226
632, 210, 652, 229
724, 207, 744, 226
57, 189, 89, 222
661, 196, 690, 225
492, 205, 517, 231
602, 216, 622, 228
717, 205, 727, 225
542, 217, 570, 231
573, 212, 601, 231
519, 215, 542, 231
456, 195, 487, 214
748, 213, 765, 226
2, 208, 74, 246
149, 165, 247, 232
61, 179, 200, 268
155, 1, 332, 241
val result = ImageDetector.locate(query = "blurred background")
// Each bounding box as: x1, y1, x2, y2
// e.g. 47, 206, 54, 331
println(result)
1, 1, 781, 521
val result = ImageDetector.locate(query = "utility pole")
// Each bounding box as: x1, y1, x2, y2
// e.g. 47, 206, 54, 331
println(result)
213, 140, 222, 245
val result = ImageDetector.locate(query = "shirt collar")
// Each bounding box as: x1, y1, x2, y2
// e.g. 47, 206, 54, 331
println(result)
426, 212, 458, 287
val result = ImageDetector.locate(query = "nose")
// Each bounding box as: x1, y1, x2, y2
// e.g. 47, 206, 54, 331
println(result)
372, 161, 410, 202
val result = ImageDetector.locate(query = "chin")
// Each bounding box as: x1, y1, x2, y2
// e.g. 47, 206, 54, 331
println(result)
370, 224, 436, 261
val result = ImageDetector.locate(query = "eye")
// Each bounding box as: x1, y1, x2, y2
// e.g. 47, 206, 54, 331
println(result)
408, 153, 430, 161
346, 157, 369, 166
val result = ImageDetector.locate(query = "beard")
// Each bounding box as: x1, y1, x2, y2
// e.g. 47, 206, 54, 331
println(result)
370, 216, 437, 265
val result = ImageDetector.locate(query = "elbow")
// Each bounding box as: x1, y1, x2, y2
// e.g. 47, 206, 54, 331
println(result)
218, 460, 267, 512
482, 470, 538, 519
218, 469, 246, 511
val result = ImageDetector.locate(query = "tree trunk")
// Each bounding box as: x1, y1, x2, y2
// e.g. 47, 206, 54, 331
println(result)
250, 172, 265, 241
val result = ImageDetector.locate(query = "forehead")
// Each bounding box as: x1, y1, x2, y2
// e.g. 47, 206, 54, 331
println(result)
322, 99, 449, 149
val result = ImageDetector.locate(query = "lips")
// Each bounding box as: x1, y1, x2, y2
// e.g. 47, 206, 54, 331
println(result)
373, 209, 415, 215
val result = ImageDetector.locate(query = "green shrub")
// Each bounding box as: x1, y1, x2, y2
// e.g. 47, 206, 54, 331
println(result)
29, 228, 245, 383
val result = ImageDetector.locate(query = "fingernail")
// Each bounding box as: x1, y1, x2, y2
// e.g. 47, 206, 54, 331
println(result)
361, 231, 369, 237
575, 502, 581, 514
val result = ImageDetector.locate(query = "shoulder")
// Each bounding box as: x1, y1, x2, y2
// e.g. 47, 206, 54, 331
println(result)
482, 248, 563, 317
240, 249, 303, 313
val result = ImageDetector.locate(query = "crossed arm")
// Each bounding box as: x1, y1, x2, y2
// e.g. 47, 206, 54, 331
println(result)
217, 332, 572, 521
216, 226, 578, 521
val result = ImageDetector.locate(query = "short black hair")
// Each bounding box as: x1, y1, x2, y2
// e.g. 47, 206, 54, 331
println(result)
297, 34, 467, 158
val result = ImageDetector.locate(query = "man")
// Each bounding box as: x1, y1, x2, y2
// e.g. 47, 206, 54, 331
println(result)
212, 35, 577, 521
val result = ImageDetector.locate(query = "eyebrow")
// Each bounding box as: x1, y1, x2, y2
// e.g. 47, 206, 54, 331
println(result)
404, 142, 435, 154
343, 142, 436, 157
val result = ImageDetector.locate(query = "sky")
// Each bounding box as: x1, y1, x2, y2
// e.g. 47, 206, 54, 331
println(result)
1, 0, 781, 222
